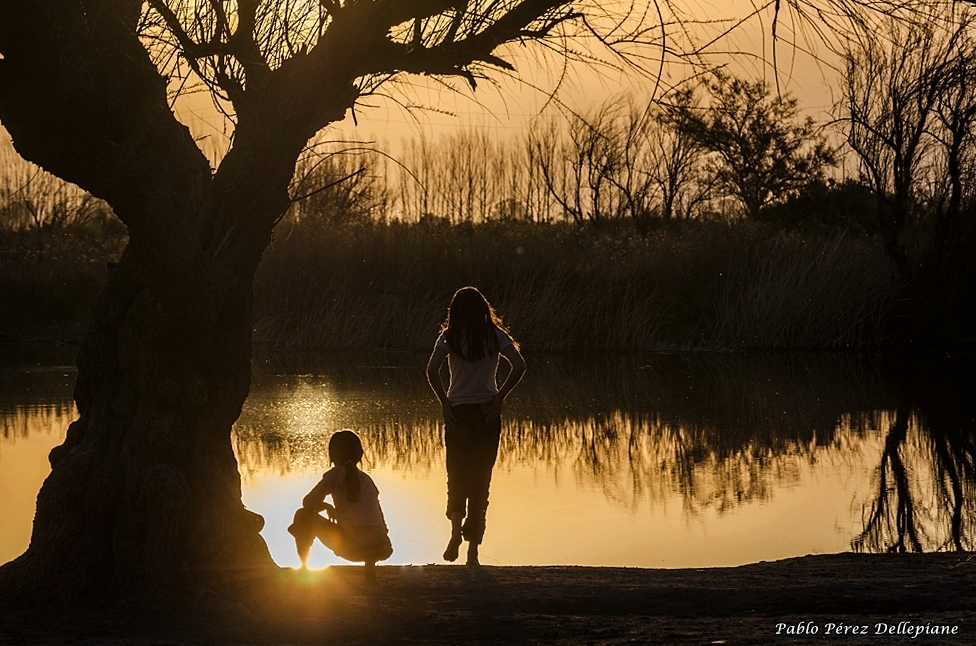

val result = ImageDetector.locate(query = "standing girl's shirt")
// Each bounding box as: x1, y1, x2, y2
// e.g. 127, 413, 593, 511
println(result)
303, 465, 388, 530
435, 328, 515, 405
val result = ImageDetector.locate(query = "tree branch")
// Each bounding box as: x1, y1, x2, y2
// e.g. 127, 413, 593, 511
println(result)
145, 0, 245, 102
366, 0, 460, 32
318, 0, 340, 14
233, 0, 271, 83
351, 0, 579, 83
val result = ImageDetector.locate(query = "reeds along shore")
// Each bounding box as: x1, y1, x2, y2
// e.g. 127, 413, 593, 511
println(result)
0, 215, 902, 352
251, 217, 900, 352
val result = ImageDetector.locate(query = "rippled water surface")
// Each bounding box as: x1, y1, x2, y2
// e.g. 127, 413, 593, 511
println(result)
3, 351, 973, 568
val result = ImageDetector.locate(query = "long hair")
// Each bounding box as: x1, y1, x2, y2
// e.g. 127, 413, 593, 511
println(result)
328, 430, 364, 502
441, 286, 513, 361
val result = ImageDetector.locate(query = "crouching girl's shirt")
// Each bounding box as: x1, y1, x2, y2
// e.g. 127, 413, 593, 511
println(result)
300, 464, 392, 563
303, 465, 389, 530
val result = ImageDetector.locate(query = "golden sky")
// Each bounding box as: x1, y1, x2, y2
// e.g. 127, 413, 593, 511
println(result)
172, 0, 844, 158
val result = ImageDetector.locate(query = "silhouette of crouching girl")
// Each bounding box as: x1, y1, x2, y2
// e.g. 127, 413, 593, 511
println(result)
288, 430, 393, 583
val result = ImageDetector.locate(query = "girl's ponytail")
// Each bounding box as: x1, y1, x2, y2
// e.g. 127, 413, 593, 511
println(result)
328, 430, 365, 503
343, 459, 362, 502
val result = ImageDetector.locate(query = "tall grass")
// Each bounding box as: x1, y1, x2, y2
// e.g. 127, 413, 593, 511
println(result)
711, 232, 898, 349
0, 223, 127, 341
253, 216, 899, 352
0, 138, 126, 341
0, 196, 898, 352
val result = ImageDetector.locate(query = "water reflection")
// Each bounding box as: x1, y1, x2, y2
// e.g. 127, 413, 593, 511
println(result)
854, 354, 976, 553
0, 389, 75, 563
234, 352, 901, 566
2, 351, 974, 567
238, 353, 894, 517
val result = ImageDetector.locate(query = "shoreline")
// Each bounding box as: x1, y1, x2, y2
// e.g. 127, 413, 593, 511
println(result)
1, 552, 974, 644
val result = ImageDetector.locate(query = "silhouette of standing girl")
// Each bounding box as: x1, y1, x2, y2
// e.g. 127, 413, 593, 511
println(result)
288, 430, 393, 583
426, 287, 526, 565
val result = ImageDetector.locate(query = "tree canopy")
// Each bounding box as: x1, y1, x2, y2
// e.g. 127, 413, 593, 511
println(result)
668, 72, 835, 219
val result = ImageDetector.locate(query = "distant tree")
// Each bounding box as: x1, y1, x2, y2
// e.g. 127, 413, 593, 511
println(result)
0, 0, 657, 602
595, 98, 659, 228
532, 99, 662, 228
532, 106, 627, 226
842, 18, 950, 276
397, 129, 534, 223
531, 92, 714, 228
530, 115, 580, 223
670, 72, 835, 219
652, 87, 712, 221
289, 147, 390, 226
840, 11, 976, 303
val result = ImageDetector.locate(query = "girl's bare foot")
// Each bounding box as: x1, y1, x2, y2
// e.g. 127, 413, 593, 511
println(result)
443, 534, 463, 562
466, 543, 480, 566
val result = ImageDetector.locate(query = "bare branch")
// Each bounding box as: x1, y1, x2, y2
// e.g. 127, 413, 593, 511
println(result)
234, 0, 271, 82
349, 1, 581, 83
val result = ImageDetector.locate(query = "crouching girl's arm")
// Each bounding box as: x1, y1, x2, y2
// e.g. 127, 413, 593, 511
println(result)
302, 478, 331, 513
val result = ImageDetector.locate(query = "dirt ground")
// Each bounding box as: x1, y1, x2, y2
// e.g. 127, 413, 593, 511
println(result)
1, 552, 974, 645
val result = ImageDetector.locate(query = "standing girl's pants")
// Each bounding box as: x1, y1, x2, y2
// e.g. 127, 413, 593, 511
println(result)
445, 402, 501, 545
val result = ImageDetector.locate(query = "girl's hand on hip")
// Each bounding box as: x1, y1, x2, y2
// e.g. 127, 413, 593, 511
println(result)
442, 402, 457, 431
484, 394, 503, 422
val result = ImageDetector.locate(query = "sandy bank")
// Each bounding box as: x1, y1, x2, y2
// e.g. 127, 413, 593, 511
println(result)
1, 552, 973, 644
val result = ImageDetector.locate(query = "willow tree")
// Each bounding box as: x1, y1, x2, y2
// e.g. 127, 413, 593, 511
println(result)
0, 0, 662, 602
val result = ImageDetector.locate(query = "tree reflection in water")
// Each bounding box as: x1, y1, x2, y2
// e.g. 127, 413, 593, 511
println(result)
0, 403, 75, 444
234, 352, 902, 523
4, 351, 972, 556
854, 353, 976, 553
0, 362, 77, 445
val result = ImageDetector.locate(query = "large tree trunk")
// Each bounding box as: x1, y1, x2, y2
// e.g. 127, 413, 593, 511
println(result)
0, 1, 353, 601
0, 240, 274, 601
0, 1, 365, 606
0, 92, 308, 600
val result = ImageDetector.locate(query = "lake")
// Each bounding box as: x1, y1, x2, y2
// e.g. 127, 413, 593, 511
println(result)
2, 350, 973, 569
